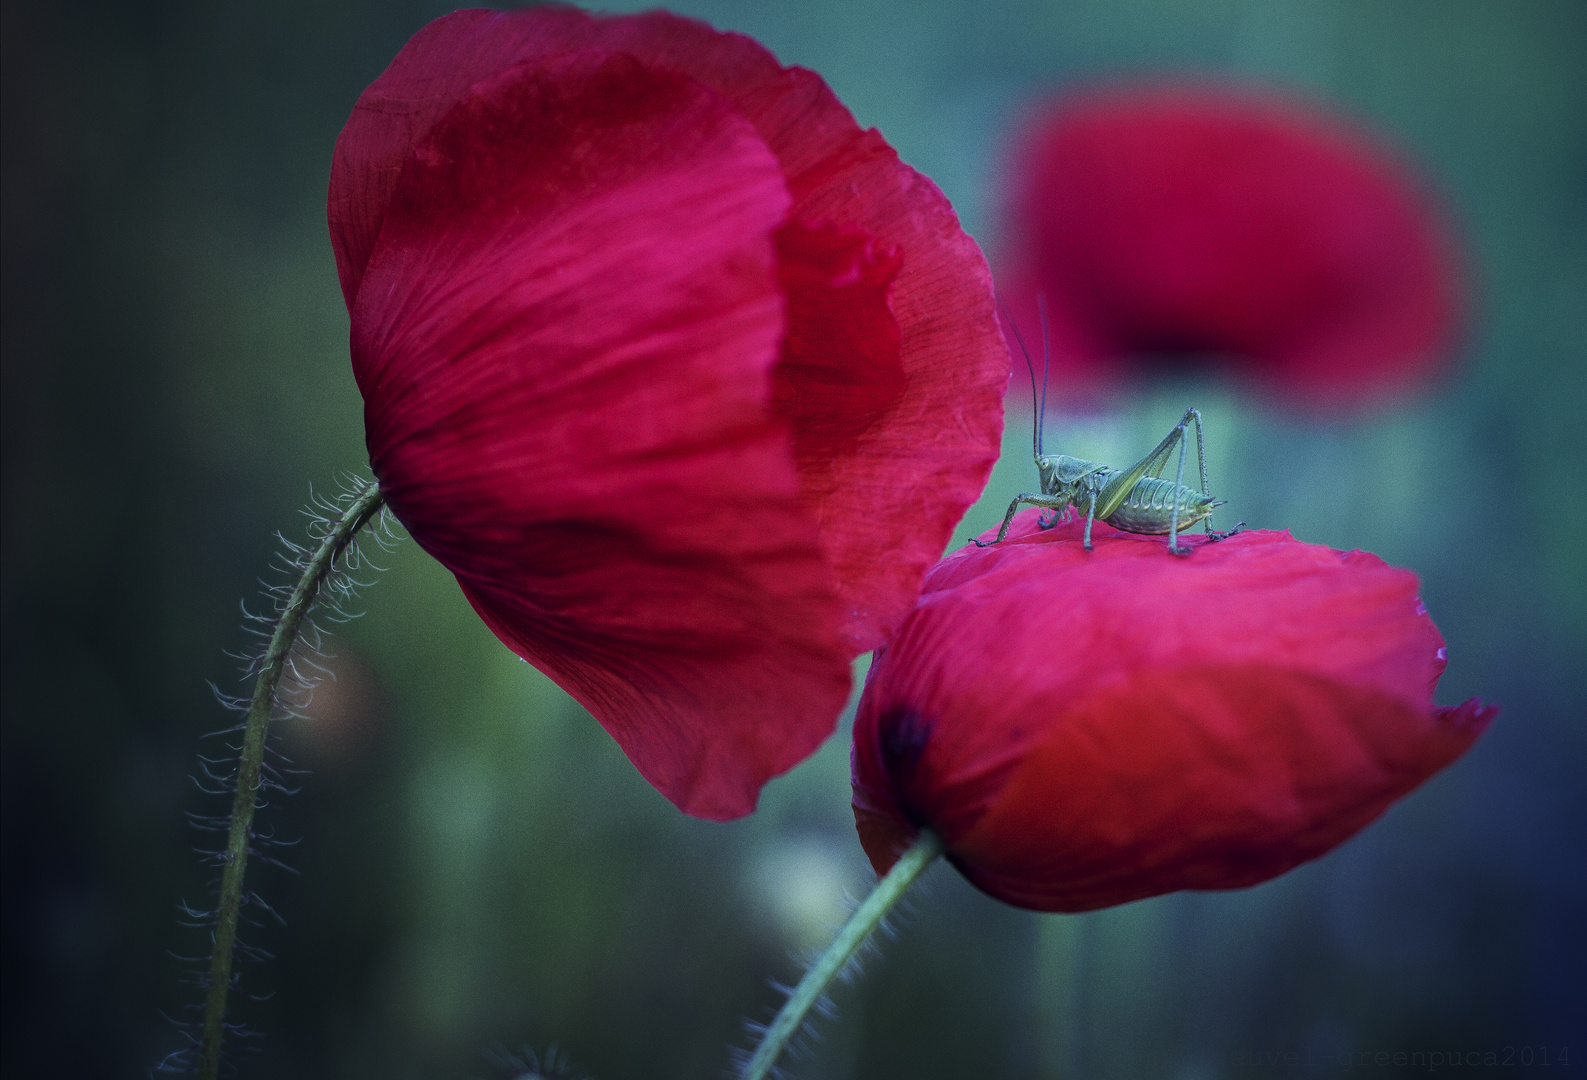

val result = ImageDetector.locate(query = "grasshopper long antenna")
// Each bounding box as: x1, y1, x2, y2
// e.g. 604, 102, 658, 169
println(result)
1037, 293, 1050, 458
1000, 301, 1044, 460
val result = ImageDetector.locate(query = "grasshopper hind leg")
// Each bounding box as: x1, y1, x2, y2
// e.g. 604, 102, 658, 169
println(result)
1167, 415, 1193, 556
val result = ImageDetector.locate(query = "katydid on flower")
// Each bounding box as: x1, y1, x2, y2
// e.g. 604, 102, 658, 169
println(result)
975, 300, 1243, 555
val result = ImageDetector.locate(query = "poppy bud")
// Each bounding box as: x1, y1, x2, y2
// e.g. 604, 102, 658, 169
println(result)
330, 8, 1008, 819
998, 85, 1461, 406
852, 513, 1494, 910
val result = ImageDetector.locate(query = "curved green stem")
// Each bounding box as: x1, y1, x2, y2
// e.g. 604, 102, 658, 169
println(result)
198, 480, 384, 1080
741, 829, 944, 1080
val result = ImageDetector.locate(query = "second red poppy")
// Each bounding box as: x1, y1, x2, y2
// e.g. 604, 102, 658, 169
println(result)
853, 514, 1495, 911
998, 86, 1461, 407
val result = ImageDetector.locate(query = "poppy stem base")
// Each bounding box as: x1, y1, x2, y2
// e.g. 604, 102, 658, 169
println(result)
196, 480, 385, 1080
740, 828, 944, 1080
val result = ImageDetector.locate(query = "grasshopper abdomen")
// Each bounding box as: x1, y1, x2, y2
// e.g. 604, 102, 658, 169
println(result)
1104, 475, 1222, 536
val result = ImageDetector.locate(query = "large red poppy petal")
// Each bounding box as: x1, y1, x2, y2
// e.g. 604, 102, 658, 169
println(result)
331, 6, 1009, 653
951, 664, 1492, 912
353, 51, 850, 821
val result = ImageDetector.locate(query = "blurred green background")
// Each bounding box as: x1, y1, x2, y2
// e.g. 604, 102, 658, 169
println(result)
2, 1, 1583, 1077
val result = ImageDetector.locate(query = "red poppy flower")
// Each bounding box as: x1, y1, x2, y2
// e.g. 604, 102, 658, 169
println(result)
328, 9, 1008, 819
852, 512, 1494, 910
997, 85, 1461, 406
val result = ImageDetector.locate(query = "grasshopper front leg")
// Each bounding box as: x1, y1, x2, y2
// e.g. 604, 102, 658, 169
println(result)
972, 493, 1072, 547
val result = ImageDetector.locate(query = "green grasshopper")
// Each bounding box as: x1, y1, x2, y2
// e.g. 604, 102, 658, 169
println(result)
974, 308, 1241, 555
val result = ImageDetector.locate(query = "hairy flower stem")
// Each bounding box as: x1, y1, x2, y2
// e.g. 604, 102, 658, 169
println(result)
741, 829, 944, 1080
198, 481, 384, 1080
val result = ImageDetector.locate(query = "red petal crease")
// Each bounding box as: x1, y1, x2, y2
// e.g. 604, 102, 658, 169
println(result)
852, 514, 1494, 909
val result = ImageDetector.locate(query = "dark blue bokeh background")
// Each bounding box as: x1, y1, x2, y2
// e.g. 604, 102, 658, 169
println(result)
4, 2, 1583, 1077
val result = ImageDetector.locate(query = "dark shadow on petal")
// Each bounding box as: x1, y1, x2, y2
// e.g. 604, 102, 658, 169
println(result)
772, 221, 907, 462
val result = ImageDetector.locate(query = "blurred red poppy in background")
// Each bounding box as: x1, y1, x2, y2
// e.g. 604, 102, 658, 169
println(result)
330, 7, 1008, 820
998, 86, 1461, 406
852, 512, 1494, 910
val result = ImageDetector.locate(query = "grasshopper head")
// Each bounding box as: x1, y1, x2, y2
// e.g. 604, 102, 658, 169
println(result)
1036, 454, 1107, 502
